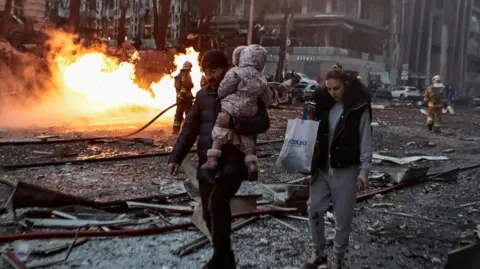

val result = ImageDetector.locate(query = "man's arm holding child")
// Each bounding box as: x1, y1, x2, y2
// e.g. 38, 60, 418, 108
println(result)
228, 101, 270, 136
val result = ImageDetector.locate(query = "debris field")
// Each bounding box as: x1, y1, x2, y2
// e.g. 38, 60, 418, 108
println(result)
1, 103, 480, 269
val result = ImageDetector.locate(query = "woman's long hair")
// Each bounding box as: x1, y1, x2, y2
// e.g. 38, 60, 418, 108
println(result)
324, 68, 371, 108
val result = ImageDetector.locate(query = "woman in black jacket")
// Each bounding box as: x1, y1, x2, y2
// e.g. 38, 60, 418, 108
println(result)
302, 68, 373, 269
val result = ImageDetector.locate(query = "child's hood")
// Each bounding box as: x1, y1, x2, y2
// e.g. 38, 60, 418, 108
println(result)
232, 46, 246, 66
238, 44, 267, 70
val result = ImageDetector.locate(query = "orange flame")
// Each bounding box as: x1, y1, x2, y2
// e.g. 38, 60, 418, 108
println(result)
54, 47, 201, 121
0, 30, 202, 129
56, 48, 201, 114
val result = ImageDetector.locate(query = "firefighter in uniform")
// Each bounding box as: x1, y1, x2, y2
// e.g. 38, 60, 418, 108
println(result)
173, 61, 194, 135
424, 75, 448, 133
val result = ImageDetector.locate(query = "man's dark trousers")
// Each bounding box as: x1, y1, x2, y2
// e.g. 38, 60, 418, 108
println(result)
199, 175, 243, 254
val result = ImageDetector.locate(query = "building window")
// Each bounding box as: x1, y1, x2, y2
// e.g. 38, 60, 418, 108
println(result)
312, 0, 326, 12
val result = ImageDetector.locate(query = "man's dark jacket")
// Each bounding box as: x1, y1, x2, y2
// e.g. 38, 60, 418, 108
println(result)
311, 78, 372, 172
168, 87, 270, 182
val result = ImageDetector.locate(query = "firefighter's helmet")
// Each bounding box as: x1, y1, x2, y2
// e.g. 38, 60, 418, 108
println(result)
432, 75, 441, 83
357, 76, 362, 81
183, 61, 193, 70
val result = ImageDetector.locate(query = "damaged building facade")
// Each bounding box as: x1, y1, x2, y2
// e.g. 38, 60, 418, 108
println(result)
45, 0, 155, 42
390, 0, 480, 92
0, 0, 46, 25
212, 0, 391, 82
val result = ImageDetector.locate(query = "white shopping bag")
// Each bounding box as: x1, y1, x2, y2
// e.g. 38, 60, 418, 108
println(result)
276, 119, 319, 173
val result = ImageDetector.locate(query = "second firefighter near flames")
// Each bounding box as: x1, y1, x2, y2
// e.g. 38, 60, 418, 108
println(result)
424, 75, 448, 133
173, 61, 194, 135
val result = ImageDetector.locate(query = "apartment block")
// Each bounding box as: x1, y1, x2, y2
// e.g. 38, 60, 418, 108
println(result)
213, 0, 390, 82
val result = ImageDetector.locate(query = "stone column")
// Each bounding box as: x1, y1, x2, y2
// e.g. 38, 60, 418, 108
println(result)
357, 0, 362, 18
326, 0, 333, 12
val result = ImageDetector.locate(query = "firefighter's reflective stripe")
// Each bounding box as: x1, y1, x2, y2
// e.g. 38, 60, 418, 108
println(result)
428, 103, 443, 108
181, 88, 187, 93
427, 117, 433, 123
173, 121, 182, 127
433, 122, 441, 127
176, 93, 181, 97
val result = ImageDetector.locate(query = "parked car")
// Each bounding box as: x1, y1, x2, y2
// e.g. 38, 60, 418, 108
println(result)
472, 97, 480, 107
290, 82, 318, 104
374, 86, 393, 100
391, 86, 422, 101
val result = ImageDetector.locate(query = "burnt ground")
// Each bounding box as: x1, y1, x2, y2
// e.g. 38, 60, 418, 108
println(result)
0, 104, 480, 269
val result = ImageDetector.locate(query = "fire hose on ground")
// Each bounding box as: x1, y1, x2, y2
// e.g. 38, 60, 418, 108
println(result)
0, 140, 284, 170
0, 84, 292, 147
0, 102, 180, 146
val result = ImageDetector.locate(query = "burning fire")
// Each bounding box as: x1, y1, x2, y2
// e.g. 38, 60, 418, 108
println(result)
0, 30, 203, 129
54, 47, 202, 121
56, 47, 202, 114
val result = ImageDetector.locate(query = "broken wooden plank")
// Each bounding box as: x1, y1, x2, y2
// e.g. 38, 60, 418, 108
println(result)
126, 201, 194, 213
445, 243, 480, 269
267, 215, 300, 233
24, 218, 136, 228
284, 214, 309, 221
191, 204, 212, 241
365, 208, 457, 225
287, 176, 309, 184
51, 210, 111, 232
180, 156, 200, 202
230, 195, 259, 214
373, 154, 448, 165
259, 183, 309, 205
2, 251, 29, 269
457, 201, 480, 209
0, 177, 17, 188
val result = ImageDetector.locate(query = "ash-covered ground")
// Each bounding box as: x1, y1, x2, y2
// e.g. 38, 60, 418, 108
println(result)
1, 104, 480, 269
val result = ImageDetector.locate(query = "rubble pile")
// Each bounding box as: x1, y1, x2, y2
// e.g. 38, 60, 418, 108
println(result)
0, 100, 480, 268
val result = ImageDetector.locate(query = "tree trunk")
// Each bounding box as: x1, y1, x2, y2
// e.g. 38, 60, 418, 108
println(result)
275, 0, 293, 82
117, 3, 128, 47
152, 0, 159, 47
1, 0, 13, 38
68, 0, 81, 33
254, 0, 272, 44
199, 0, 217, 33
156, 0, 172, 50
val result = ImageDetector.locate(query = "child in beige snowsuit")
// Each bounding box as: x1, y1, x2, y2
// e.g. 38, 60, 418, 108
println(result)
201, 44, 273, 181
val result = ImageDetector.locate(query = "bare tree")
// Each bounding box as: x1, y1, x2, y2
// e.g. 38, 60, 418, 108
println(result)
156, 0, 172, 49
253, 0, 272, 44
117, 0, 128, 46
152, 0, 159, 46
1, 0, 13, 38
199, 0, 217, 32
68, 0, 82, 33
198, 0, 218, 52
275, 0, 294, 82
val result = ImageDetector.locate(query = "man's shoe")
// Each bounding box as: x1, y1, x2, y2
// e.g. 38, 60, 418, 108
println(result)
301, 253, 328, 269
329, 257, 346, 269
427, 123, 433, 131
201, 251, 236, 269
